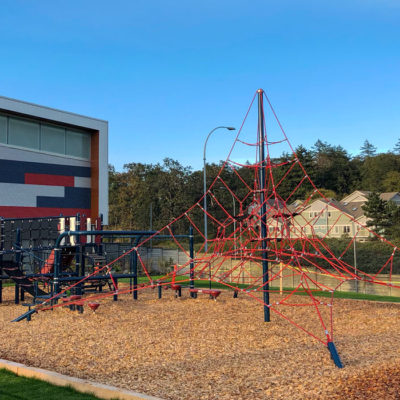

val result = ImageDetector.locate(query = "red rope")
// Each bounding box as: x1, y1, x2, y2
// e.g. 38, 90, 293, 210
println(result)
34, 89, 398, 352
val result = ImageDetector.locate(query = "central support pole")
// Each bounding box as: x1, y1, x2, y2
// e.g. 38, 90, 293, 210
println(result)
258, 89, 270, 322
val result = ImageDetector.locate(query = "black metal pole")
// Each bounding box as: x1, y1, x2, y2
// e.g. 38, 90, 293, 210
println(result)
189, 226, 195, 297
14, 228, 21, 305
157, 281, 162, 299
113, 278, 118, 301
258, 89, 270, 322
75, 214, 81, 296
133, 250, 138, 300
54, 247, 61, 296
129, 238, 133, 298
132, 236, 141, 300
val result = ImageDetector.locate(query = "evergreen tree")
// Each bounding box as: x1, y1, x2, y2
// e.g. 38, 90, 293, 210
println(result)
383, 171, 400, 192
361, 192, 390, 236
312, 141, 356, 197
394, 138, 400, 155
385, 200, 400, 240
361, 153, 400, 191
360, 140, 377, 159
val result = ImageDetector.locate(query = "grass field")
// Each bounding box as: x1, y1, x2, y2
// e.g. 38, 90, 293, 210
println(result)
134, 275, 400, 303
0, 368, 105, 400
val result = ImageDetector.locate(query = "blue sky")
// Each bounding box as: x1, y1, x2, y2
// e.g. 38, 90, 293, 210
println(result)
0, 1, 399, 171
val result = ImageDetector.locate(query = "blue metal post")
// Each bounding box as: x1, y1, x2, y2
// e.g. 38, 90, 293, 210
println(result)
133, 250, 138, 300
258, 89, 270, 322
189, 226, 195, 297
14, 228, 21, 305
113, 278, 118, 301
157, 281, 162, 299
75, 214, 82, 296
132, 236, 141, 300
327, 341, 343, 368
129, 239, 133, 298
54, 247, 61, 296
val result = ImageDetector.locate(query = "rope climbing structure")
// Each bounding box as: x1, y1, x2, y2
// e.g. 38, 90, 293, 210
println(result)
17, 89, 400, 368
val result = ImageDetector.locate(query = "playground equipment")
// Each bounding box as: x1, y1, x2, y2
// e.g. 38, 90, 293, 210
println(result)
5, 89, 400, 369
0, 214, 106, 305
0, 214, 194, 311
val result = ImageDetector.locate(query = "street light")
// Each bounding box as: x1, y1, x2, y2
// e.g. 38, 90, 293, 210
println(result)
203, 126, 236, 253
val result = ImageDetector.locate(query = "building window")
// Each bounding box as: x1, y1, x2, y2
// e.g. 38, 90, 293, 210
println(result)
66, 129, 91, 159
0, 112, 91, 160
8, 117, 40, 150
328, 212, 331, 217
41, 124, 66, 154
0, 115, 6, 143
335, 226, 339, 233
343, 226, 350, 233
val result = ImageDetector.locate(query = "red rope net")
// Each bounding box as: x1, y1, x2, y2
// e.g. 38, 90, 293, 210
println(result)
38, 90, 400, 348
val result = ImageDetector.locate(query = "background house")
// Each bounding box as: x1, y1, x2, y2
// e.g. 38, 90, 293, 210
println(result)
291, 190, 400, 241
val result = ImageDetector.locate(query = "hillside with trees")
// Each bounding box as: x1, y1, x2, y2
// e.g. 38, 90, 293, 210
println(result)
108, 139, 400, 242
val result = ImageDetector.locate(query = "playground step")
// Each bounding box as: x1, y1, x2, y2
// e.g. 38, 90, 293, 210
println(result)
0, 260, 47, 297
87, 254, 107, 265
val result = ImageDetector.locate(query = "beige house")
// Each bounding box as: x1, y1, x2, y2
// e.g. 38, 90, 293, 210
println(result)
289, 190, 400, 241
249, 190, 399, 241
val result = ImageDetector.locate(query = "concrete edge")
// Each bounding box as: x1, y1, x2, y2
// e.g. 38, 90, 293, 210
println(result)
0, 359, 163, 400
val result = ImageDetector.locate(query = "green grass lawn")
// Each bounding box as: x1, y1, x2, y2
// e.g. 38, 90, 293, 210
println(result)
132, 275, 400, 303
0, 368, 112, 400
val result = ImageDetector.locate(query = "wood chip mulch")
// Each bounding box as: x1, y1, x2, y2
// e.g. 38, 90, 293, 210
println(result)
1, 286, 400, 399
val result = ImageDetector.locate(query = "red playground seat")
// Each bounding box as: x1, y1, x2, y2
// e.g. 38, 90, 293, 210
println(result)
189, 288, 221, 300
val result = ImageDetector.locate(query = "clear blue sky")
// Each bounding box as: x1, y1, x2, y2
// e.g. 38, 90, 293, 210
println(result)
0, 0, 399, 171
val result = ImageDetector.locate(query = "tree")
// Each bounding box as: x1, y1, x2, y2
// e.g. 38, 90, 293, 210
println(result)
383, 171, 400, 192
361, 153, 400, 191
362, 192, 390, 236
360, 140, 377, 159
385, 201, 400, 240
394, 138, 400, 155
312, 141, 357, 197
305, 188, 337, 201
272, 146, 315, 201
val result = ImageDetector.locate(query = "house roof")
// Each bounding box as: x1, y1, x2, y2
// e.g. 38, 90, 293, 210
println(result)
341, 191, 400, 205
295, 197, 351, 216
380, 192, 400, 201
340, 190, 370, 203
342, 202, 365, 219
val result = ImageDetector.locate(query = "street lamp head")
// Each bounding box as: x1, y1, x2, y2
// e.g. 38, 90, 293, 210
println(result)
226, 127, 236, 130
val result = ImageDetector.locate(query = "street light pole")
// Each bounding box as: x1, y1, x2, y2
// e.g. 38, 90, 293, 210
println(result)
203, 126, 236, 253
203, 126, 235, 294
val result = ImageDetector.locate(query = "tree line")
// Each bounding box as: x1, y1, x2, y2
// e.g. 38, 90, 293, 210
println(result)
109, 138, 400, 234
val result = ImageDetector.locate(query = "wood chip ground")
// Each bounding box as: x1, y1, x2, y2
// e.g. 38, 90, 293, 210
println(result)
1, 286, 400, 399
